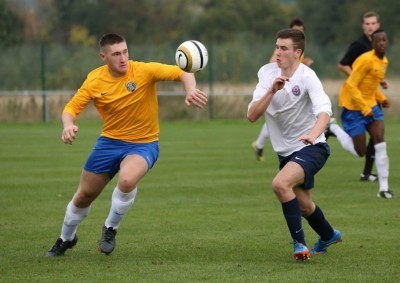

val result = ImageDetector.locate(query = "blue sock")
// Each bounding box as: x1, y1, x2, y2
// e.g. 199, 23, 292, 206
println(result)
305, 205, 334, 241
282, 198, 305, 245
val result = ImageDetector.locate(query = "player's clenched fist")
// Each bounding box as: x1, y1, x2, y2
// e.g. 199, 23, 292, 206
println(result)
62, 125, 79, 144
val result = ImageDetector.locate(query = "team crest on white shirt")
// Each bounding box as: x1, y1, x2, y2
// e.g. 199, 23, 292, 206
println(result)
292, 85, 301, 96
126, 81, 136, 92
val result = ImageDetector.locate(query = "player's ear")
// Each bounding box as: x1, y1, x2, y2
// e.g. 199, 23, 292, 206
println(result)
99, 52, 105, 61
295, 49, 301, 59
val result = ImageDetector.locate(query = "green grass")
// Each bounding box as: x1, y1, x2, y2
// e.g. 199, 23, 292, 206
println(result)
0, 118, 399, 282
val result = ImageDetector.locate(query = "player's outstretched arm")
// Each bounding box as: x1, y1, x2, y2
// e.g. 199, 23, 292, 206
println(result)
180, 72, 208, 109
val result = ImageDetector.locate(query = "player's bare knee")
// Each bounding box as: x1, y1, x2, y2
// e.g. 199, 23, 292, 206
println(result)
300, 205, 314, 216
118, 178, 137, 192
272, 177, 287, 196
73, 191, 96, 207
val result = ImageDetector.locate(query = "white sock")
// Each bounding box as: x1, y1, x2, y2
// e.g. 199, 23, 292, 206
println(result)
105, 186, 137, 229
374, 142, 389, 192
330, 124, 359, 157
256, 123, 269, 149
61, 200, 90, 241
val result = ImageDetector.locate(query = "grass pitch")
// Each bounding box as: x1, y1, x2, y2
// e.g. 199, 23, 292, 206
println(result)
0, 118, 399, 282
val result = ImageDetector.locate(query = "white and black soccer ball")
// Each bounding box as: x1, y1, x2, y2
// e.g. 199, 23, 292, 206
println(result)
175, 40, 208, 73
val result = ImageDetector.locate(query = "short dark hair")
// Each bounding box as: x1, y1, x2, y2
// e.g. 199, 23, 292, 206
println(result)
371, 28, 386, 41
276, 28, 305, 55
289, 18, 304, 28
99, 33, 125, 48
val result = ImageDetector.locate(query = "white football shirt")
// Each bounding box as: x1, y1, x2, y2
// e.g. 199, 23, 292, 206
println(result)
248, 63, 332, 156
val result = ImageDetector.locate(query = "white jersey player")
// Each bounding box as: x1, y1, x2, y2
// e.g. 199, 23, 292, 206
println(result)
247, 28, 342, 261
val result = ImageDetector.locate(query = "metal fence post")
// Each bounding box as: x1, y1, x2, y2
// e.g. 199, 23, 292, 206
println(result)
41, 43, 48, 123
207, 41, 214, 119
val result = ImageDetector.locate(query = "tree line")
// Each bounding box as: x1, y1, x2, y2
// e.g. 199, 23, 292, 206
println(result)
1, 0, 400, 90
2, 0, 400, 47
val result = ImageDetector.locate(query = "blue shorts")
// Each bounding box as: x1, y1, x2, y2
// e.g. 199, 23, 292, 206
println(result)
341, 105, 384, 137
84, 136, 159, 179
278, 143, 330, 189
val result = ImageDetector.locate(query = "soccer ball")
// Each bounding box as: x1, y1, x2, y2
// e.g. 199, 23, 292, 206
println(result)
175, 40, 208, 73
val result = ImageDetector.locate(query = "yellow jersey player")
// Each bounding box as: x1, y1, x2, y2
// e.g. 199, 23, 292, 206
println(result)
333, 11, 383, 182
46, 33, 208, 257
339, 29, 394, 199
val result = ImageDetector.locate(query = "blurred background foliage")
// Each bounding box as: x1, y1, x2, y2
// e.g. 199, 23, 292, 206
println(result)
1, 0, 400, 90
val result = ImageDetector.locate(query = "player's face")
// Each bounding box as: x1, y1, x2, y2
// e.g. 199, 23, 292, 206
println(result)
362, 16, 380, 38
275, 38, 301, 69
372, 31, 388, 55
100, 41, 129, 77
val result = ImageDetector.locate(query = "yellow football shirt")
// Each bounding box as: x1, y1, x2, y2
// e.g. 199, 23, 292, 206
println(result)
63, 61, 184, 143
339, 50, 388, 116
